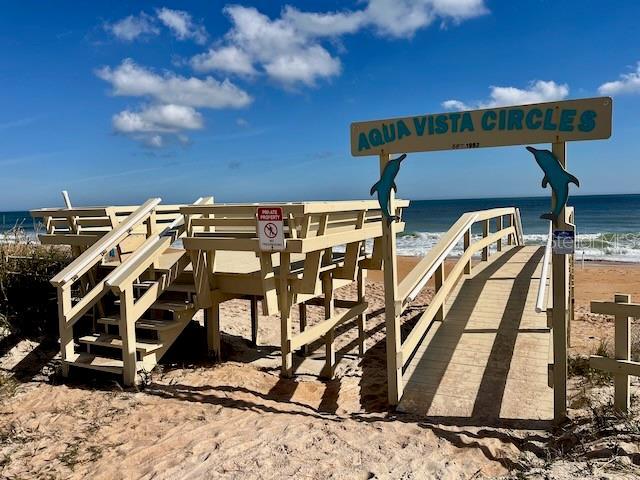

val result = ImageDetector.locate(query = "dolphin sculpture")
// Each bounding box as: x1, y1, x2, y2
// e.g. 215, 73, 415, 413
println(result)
370, 153, 406, 222
526, 146, 579, 222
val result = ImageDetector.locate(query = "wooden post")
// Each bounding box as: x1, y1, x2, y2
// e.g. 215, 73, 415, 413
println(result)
496, 216, 503, 252
280, 252, 293, 377
614, 293, 631, 413
552, 141, 569, 422
250, 296, 259, 347
380, 152, 403, 405
482, 219, 489, 261
119, 288, 137, 386
57, 286, 74, 377
357, 267, 367, 356
321, 274, 335, 378
464, 229, 471, 274
506, 214, 513, 245
298, 302, 308, 356
206, 292, 221, 359
434, 263, 445, 321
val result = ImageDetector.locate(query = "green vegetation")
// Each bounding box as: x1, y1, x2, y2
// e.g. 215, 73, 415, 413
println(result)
0, 226, 70, 338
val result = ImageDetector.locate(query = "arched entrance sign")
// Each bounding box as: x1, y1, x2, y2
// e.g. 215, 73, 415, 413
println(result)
350, 97, 612, 421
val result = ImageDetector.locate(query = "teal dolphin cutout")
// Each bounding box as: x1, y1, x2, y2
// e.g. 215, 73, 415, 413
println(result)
526, 146, 579, 222
370, 153, 406, 222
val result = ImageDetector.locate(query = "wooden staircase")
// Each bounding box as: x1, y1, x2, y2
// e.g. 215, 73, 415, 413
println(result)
37, 196, 213, 386
62, 250, 199, 382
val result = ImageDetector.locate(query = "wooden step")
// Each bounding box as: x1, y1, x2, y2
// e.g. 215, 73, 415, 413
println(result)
132, 281, 196, 294
64, 352, 143, 375
98, 316, 179, 331
166, 283, 196, 293
78, 333, 162, 353
150, 300, 194, 312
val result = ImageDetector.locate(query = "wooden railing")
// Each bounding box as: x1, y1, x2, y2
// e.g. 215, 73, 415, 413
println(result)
395, 207, 523, 370
50, 198, 163, 373
535, 221, 553, 313
181, 200, 409, 377
589, 294, 640, 413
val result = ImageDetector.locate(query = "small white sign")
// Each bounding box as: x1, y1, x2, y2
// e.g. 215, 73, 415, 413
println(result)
552, 230, 575, 255
257, 207, 285, 251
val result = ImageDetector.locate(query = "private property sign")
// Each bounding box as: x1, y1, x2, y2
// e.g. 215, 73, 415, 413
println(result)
351, 97, 612, 156
257, 207, 285, 251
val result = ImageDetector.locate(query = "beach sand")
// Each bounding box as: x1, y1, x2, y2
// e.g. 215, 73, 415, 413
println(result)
1, 259, 639, 479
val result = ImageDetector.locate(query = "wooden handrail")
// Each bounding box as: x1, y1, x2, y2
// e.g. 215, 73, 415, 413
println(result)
399, 213, 477, 305
50, 198, 161, 287
535, 221, 553, 313
396, 206, 522, 366
398, 207, 521, 309
105, 197, 213, 292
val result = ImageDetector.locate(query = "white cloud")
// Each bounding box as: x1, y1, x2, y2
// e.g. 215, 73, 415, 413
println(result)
598, 62, 640, 95
113, 104, 203, 133
96, 58, 252, 108
191, 1, 487, 86
145, 134, 164, 148
442, 80, 569, 111
97, 59, 252, 147
365, 0, 488, 38
112, 104, 203, 147
157, 7, 207, 45
191, 46, 257, 75
441, 99, 469, 111
236, 117, 249, 127
281, 6, 366, 37
105, 12, 159, 41
264, 45, 341, 85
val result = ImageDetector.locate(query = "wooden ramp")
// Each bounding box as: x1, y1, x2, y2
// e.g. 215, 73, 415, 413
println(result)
399, 245, 553, 423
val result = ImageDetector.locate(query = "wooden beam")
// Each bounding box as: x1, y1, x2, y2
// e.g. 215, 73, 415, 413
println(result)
380, 152, 403, 406
615, 293, 631, 412
321, 274, 335, 379
298, 302, 308, 356
279, 253, 293, 377
119, 288, 137, 386
357, 267, 367, 356
289, 302, 368, 351
250, 296, 259, 347
552, 141, 569, 423
590, 356, 640, 377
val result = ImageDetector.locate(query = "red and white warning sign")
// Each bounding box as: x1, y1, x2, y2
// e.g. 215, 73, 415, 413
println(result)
257, 207, 285, 251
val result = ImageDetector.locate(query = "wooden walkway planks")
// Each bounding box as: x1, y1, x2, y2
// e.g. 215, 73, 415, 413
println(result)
398, 245, 553, 423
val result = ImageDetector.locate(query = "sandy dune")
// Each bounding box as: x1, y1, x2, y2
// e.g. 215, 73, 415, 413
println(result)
1, 260, 639, 479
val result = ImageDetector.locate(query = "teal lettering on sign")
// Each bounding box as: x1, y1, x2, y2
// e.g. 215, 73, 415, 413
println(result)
354, 98, 611, 153
526, 109, 542, 129
578, 110, 596, 132
481, 111, 496, 130
413, 116, 427, 136
397, 120, 412, 139
460, 112, 474, 132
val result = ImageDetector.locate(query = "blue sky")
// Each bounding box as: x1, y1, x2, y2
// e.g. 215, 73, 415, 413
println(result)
1, 0, 640, 210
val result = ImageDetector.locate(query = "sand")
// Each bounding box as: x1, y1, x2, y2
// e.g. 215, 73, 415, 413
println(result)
1, 259, 639, 479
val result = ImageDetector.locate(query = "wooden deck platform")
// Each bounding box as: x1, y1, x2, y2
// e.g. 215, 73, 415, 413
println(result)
399, 245, 553, 423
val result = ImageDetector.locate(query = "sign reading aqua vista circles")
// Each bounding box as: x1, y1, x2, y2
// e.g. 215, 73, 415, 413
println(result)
351, 97, 612, 156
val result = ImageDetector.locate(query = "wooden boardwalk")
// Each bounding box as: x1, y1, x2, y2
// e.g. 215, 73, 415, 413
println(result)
398, 245, 553, 423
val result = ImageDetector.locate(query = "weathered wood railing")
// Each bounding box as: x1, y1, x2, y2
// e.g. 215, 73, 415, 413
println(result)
386, 207, 524, 404
181, 200, 409, 378
535, 221, 553, 314
590, 294, 640, 413
102, 197, 213, 384
44, 198, 163, 374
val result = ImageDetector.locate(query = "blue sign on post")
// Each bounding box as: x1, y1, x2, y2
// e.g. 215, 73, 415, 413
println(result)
552, 230, 575, 255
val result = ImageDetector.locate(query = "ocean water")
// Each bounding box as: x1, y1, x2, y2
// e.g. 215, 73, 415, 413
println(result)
4, 193, 640, 261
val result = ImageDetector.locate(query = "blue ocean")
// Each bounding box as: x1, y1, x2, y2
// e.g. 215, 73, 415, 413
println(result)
3, 193, 640, 261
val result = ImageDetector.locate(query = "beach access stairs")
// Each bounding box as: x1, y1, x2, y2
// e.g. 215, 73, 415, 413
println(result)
32, 197, 401, 386
32, 197, 213, 384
